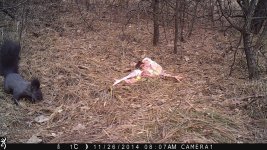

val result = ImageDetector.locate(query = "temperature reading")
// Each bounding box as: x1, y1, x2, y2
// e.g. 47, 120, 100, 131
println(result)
70, 144, 79, 150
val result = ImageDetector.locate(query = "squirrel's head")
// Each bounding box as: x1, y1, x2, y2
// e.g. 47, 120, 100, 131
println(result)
30, 79, 43, 102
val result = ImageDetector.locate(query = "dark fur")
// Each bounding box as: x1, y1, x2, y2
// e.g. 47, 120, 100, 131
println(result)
0, 40, 43, 105
0, 40, 20, 76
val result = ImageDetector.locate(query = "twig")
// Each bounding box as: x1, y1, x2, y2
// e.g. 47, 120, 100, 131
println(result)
1, 9, 15, 19
237, 95, 266, 101
0, 24, 9, 28
0, 0, 28, 11
229, 34, 242, 76
238, 95, 266, 107
74, 0, 94, 30
161, 1, 168, 43
19, 1, 27, 42
216, 0, 242, 32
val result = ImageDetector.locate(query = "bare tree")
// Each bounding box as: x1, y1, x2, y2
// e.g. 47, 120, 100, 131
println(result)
152, 0, 159, 46
238, 0, 260, 79
217, 0, 262, 79
251, 0, 267, 34
188, 0, 200, 38
179, 0, 186, 42
174, 0, 179, 54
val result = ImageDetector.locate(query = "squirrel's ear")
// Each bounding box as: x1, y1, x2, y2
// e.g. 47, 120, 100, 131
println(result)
31, 79, 40, 89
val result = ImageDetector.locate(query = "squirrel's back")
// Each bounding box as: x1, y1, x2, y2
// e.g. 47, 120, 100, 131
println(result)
0, 40, 20, 76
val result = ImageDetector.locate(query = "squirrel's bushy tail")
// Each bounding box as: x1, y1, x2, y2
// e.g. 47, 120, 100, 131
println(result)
0, 40, 20, 77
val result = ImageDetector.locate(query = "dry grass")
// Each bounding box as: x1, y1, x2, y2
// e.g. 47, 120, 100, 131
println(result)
0, 2, 266, 143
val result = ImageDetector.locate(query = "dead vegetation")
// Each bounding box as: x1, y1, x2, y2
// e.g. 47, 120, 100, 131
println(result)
0, 1, 266, 143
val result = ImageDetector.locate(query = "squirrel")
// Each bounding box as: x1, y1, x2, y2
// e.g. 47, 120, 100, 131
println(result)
0, 40, 43, 105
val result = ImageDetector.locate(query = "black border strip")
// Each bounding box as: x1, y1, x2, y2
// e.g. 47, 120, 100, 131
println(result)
1, 143, 265, 150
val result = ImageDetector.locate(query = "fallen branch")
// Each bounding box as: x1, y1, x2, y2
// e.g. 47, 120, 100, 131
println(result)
237, 95, 266, 101
236, 95, 267, 107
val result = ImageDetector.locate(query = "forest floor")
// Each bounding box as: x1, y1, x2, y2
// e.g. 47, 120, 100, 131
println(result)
0, 2, 266, 143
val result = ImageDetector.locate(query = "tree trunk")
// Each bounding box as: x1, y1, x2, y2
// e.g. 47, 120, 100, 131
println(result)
180, 0, 185, 42
255, 21, 267, 72
188, 0, 199, 38
153, 0, 159, 46
251, 0, 267, 34
209, 0, 214, 26
243, 32, 259, 79
174, 0, 179, 54
242, 0, 259, 79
